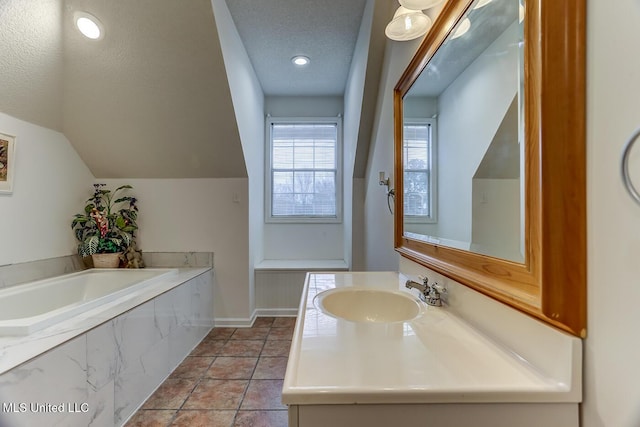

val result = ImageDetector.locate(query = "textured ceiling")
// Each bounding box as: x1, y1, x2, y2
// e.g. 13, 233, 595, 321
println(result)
0, 0, 389, 179
62, 0, 247, 178
226, 0, 368, 96
0, 0, 63, 131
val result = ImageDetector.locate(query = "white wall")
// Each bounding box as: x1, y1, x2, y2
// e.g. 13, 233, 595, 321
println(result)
364, 36, 422, 271
211, 0, 265, 319
100, 178, 251, 322
470, 178, 520, 260
343, 0, 375, 270
433, 21, 518, 244
263, 96, 346, 262
0, 113, 94, 265
583, 0, 640, 425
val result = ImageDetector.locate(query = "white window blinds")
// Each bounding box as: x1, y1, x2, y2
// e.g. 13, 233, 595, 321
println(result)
270, 123, 338, 218
403, 123, 432, 217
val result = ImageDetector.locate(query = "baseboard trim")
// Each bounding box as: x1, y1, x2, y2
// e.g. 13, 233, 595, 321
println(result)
254, 308, 299, 318
213, 314, 256, 328
214, 309, 297, 327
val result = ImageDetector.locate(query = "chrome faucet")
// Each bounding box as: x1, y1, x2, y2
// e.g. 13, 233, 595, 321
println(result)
405, 276, 445, 307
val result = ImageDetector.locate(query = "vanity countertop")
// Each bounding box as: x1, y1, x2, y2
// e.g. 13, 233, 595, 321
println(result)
282, 271, 581, 405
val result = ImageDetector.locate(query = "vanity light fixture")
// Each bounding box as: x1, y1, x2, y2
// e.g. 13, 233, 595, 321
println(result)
398, 0, 443, 10
385, 6, 432, 41
74, 11, 104, 40
291, 55, 310, 66
451, 17, 471, 39
473, 0, 492, 9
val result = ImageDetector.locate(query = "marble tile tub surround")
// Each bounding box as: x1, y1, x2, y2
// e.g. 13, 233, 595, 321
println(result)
0, 269, 214, 427
0, 267, 211, 376
0, 251, 214, 290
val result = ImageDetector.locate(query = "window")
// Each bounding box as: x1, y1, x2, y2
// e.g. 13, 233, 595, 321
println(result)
403, 119, 436, 222
266, 117, 342, 223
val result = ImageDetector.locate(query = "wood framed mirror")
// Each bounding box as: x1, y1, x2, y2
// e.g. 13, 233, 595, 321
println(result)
394, 0, 586, 337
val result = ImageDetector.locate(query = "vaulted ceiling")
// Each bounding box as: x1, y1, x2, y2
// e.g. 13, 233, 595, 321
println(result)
0, 0, 391, 178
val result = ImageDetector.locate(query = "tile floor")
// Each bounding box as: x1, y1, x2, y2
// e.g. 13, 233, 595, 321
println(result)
125, 317, 295, 427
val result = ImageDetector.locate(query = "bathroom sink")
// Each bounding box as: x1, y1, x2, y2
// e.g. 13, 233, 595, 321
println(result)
313, 288, 422, 323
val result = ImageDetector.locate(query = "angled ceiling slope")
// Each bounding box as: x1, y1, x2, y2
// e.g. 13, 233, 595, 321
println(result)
1, 0, 392, 179
63, 0, 246, 178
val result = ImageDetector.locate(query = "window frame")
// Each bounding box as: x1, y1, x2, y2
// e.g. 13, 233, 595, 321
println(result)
403, 118, 437, 224
265, 116, 343, 224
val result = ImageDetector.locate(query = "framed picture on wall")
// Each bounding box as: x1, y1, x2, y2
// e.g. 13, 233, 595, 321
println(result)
0, 132, 16, 194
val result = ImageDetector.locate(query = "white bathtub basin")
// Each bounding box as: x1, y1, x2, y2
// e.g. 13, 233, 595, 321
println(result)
0, 268, 178, 336
313, 287, 422, 323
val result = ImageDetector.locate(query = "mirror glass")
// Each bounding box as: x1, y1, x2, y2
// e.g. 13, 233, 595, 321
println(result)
402, 0, 524, 263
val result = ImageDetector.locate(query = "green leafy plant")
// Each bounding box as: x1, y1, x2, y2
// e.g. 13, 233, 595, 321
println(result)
71, 184, 139, 257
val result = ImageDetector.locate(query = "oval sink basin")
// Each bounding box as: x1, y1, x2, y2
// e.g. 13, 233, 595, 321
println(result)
313, 288, 422, 323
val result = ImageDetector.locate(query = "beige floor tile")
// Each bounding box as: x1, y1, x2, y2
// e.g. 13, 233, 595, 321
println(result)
170, 356, 214, 379
171, 409, 235, 427
142, 379, 197, 409
231, 328, 270, 340
206, 328, 237, 340
191, 339, 226, 357
267, 327, 294, 341
125, 409, 175, 427
252, 317, 275, 328
240, 380, 286, 410
234, 410, 288, 427
272, 317, 296, 328
252, 357, 288, 380
128, 318, 296, 424
261, 340, 291, 357
183, 379, 248, 410
219, 340, 264, 357
206, 357, 258, 379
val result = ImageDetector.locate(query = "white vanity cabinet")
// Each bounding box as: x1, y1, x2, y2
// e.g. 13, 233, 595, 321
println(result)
288, 403, 578, 427
282, 272, 581, 427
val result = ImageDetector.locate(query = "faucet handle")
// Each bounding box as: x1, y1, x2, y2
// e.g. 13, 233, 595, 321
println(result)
426, 282, 446, 307
430, 282, 446, 295
418, 275, 429, 286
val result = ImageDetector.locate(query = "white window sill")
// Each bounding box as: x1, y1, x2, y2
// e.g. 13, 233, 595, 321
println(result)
254, 259, 349, 271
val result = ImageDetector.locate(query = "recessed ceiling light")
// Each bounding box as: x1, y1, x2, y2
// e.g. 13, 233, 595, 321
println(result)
291, 55, 310, 66
74, 11, 104, 40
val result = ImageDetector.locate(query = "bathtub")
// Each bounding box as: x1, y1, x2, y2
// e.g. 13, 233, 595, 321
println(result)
0, 268, 177, 336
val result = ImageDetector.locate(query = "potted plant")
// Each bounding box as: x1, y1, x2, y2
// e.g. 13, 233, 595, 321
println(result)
71, 184, 139, 268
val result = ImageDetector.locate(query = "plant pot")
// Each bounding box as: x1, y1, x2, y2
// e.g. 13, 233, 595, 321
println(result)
92, 252, 122, 268
81, 255, 94, 269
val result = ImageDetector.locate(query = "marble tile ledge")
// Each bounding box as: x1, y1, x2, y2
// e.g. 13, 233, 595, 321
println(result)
0, 251, 214, 290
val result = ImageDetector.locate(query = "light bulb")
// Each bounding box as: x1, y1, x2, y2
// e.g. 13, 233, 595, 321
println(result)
74, 12, 104, 40
451, 18, 471, 39
291, 56, 310, 66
